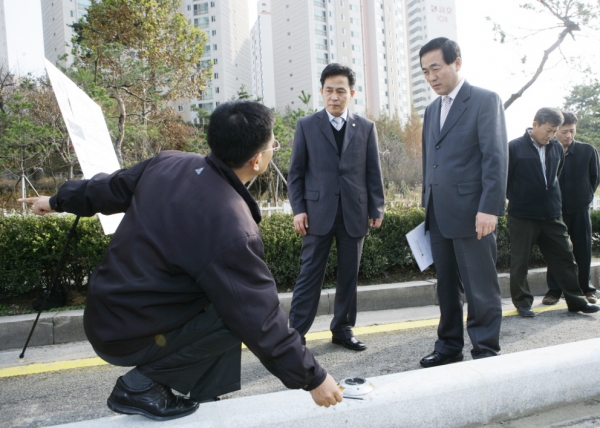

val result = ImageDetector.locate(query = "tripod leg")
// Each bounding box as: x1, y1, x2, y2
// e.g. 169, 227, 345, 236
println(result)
20, 216, 81, 358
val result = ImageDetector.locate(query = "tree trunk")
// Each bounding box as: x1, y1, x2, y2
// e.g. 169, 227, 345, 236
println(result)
111, 93, 126, 166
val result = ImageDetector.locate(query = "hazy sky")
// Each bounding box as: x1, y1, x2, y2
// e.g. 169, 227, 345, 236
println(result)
5, 0, 599, 138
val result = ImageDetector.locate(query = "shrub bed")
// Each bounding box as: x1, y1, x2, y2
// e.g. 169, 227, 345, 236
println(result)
2, 209, 592, 299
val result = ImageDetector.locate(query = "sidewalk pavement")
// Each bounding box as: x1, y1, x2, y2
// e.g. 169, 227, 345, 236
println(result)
46, 337, 600, 428
2, 262, 599, 351
0, 296, 537, 373
2, 263, 600, 427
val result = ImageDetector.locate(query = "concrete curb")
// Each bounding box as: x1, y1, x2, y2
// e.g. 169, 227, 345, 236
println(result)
48, 338, 600, 428
2, 263, 599, 351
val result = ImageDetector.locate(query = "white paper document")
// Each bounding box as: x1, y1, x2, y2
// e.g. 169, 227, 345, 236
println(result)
405, 222, 433, 271
45, 59, 124, 235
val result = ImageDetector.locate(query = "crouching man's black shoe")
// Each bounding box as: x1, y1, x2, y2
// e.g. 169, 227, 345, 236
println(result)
107, 376, 199, 421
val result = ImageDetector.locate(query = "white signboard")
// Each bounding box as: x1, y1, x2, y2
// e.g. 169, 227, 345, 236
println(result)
45, 59, 124, 234
406, 222, 433, 272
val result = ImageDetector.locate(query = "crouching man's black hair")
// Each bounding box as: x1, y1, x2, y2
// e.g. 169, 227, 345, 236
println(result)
207, 101, 275, 169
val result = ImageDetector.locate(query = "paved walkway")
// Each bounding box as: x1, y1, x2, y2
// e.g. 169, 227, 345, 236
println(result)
1, 264, 600, 427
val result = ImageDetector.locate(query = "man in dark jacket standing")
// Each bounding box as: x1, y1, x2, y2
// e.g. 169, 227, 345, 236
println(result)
19, 101, 342, 421
543, 111, 600, 305
507, 107, 599, 317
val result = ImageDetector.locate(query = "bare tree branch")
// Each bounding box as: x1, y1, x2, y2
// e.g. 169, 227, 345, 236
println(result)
504, 22, 579, 109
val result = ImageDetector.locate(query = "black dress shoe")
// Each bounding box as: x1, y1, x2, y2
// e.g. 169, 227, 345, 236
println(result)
420, 351, 464, 368
107, 376, 199, 421
332, 336, 367, 351
569, 304, 600, 314
517, 306, 535, 317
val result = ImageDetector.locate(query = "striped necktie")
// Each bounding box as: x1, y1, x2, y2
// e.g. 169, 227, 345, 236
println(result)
440, 96, 452, 130
332, 116, 343, 131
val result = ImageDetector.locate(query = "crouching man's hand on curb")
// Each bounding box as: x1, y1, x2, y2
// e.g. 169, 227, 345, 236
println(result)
309, 374, 343, 407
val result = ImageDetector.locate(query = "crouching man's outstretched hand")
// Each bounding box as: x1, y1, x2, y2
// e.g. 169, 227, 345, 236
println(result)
309, 374, 343, 407
18, 196, 54, 216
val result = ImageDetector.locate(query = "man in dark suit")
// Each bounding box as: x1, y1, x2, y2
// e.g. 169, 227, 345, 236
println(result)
543, 111, 600, 305
287, 63, 385, 351
419, 37, 508, 367
507, 107, 599, 316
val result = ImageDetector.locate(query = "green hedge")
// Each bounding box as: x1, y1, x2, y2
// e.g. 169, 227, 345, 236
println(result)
0, 216, 111, 298
2, 209, 596, 298
260, 207, 426, 288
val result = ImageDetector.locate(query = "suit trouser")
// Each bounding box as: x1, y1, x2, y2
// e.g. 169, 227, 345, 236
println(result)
427, 201, 502, 358
94, 304, 241, 401
546, 210, 596, 297
289, 202, 364, 340
508, 214, 588, 310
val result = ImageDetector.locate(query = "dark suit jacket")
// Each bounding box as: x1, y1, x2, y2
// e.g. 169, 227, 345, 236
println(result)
422, 81, 508, 239
288, 109, 385, 238
560, 140, 600, 214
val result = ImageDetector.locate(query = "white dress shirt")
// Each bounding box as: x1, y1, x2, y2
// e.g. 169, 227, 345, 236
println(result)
326, 109, 348, 130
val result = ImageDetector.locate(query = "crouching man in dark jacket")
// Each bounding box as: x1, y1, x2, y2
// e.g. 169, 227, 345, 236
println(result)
19, 101, 342, 421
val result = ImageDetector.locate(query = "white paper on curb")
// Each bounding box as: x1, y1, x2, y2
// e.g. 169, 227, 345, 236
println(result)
406, 222, 433, 271
45, 59, 124, 235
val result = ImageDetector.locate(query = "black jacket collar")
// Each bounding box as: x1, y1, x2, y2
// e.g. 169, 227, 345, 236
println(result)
206, 153, 262, 224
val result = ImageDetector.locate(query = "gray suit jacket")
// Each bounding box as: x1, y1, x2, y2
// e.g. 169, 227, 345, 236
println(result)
422, 81, 508, 239
288, 109, 385, 238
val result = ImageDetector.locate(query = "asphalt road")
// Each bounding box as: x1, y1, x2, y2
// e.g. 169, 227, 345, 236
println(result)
1, 301, 600, 428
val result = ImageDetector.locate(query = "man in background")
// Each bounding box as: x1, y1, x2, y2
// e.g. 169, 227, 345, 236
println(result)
419, 37, 508, 367
507, 107, 599, 317
287, 63, 384, 351
543, 111, 600, 305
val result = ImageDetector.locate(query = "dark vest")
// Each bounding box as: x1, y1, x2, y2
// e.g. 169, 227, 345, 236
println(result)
331, 122, 347, 155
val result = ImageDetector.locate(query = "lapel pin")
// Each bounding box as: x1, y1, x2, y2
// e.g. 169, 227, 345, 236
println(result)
352, 123, 356, 127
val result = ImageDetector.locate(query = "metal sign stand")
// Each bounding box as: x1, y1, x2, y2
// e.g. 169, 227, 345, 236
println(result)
20, 215, 81, 359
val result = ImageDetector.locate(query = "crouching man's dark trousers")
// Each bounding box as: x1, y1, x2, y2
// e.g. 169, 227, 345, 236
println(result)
94, 304, 241, 401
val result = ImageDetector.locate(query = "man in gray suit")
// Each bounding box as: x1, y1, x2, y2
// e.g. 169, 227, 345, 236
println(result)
287, 63, 385, 351
419, 38, 508, 367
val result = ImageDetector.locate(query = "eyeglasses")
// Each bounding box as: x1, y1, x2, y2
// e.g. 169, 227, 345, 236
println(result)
262, 139, 280, 153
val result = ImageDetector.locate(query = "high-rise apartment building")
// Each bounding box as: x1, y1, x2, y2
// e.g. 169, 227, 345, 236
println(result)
361, 0, 410, 119
269, 0, 429, 121
0, 0, 8, 70
250, 1, 276, 108
41, 0, 91, 66
406, 0, 457, 116
39, 0, 252, 124
271, 0, 367, 114
177, 0, 252, 123
38, 0, 457, 123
